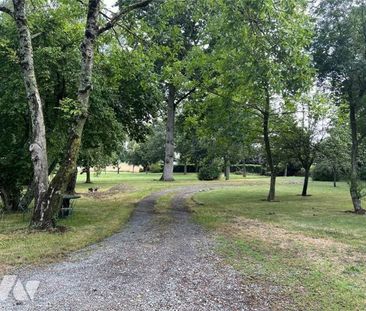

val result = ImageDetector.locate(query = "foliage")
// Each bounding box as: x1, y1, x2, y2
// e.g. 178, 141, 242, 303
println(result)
126, 122, 166, 170
149, 163, 163, 173
312, 162, 340, 182
198, 159, 222, 181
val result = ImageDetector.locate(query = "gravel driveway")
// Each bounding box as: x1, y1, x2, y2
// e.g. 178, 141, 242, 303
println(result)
1, 185, 274, 311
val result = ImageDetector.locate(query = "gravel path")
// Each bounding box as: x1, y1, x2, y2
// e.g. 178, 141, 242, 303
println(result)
1, 184, 274, 311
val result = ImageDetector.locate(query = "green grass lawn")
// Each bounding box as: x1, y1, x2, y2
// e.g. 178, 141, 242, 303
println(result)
192, 177, 366, 311
2, 173, 365, 310
0, 172, 207, 275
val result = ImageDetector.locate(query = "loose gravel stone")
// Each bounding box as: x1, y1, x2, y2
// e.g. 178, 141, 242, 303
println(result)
0, 184, 276, 311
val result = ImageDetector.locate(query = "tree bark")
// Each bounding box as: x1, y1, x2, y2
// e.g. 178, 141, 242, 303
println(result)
284, 164, 288, 177
302, 167, 310, 196
32, 0, 101, 228
85, 166, 92, 184
242, 161, 247, 177
268, 173, 276, 201
224, 159, 230, 181
333, 166, 337, 188
349, 102, 364, 213
12, 0, 49, 226
184, 163, 188, 175
17, 159, 57, 212
66, 168, 78, 195
161, 84, 176, 181
263, 90, 276, 201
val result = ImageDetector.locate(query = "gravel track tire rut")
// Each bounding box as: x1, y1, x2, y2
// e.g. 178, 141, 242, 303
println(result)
1, 184, 274, 311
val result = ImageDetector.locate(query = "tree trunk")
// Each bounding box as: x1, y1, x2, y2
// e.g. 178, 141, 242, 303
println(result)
32, 0, 101, 228
268, 173, 276, 202
224, 159, 230, 181
17, 159, 58, 212
263, 90, 276, 201
284, 164, 288, 177
184, 163, 188, 175
349, 102, 364, 213
333, 166, 337, 188
302, 167, 310, 196
66, 168, 78, 195
12, 0, 49, 226
161, 84, 176, 181
85, 166, 92, 184
242, 161, 247, 177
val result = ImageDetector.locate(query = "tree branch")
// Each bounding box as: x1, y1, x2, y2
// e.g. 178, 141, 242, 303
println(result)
207, 89, 264, 115
174, 87, 197, 107
0, 5, 14, 18
97, 0, 153, 36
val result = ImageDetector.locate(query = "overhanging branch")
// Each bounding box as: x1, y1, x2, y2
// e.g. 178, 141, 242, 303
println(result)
0, 5, 14, 18
97, 0, 153, 36
174, 87, 197, 107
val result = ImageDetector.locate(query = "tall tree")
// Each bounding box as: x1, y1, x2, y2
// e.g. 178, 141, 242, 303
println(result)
0, 0, 49, 221
208, 0, 313, 200
140, 0, 209, 181
0, 0, 153, 228
281, 91, 332, 196
313, 0, 366, 213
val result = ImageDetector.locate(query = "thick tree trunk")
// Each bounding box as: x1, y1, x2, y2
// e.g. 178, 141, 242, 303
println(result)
284, 164, 288, 177
66, 168, 78, 195
33, 0, 101, 228
263, 91, 276, 202
12, 0, 49, 226
349, 103, 364, 213
161, 84, 176, 181
85, 166, 92, 184
18, 159, 58, 212
184, 163, 188, 175
302, 167, 310, 196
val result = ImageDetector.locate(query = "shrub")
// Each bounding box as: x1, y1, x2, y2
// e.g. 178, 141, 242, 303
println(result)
150, 163, 162, 173
312, 162, 338, 181
198, 160, 222, 181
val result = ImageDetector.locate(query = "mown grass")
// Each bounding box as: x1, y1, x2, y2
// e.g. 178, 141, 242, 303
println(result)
0, 172, 207, 275
192, 177, 366, 310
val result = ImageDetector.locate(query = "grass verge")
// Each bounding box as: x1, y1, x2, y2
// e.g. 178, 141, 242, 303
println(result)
0, 172, 205, 275
192, 177, 366, 311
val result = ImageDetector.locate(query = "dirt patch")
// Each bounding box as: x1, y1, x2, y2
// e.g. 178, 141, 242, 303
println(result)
0, 263, 12, 276
218, 217, 366, 267
81, 183, 134, 199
